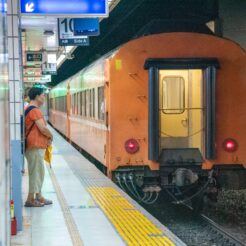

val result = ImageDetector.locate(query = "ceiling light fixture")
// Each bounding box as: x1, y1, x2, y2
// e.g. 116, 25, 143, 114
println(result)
43, 30, 54, 36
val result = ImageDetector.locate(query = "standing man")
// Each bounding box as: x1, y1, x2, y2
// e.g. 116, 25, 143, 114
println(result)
25, 87, 53, 207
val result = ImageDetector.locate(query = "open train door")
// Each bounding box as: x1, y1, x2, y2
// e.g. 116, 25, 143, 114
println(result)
145, 58, 219, 164
145, 58, 219, 209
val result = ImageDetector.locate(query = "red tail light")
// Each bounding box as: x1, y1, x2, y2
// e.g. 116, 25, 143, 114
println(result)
223, 138, 238, 152
125, 139, 139, 154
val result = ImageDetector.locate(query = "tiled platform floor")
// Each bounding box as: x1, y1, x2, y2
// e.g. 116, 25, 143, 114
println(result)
11, 128, 185, 246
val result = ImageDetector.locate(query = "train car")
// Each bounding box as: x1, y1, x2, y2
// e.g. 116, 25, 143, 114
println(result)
49, 31, 246, 206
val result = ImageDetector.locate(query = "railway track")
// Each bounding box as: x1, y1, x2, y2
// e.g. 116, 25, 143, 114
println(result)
199, 214, 245, 246
143, 193, 246, 246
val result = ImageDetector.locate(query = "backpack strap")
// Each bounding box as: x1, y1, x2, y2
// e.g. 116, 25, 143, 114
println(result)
25, 106, 37, 138
25, 105, 37, 117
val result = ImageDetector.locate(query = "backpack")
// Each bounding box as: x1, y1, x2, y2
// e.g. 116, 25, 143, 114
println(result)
25, 106, 37, 150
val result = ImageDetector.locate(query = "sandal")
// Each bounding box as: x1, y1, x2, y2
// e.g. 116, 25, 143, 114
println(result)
36, 198, 53, 205
25, 200, 44, 207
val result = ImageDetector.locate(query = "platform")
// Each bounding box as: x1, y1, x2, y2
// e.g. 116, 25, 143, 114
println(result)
11, 127, 185, 246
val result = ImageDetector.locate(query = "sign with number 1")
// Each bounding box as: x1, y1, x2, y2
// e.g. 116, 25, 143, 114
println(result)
58, 18, 89, 46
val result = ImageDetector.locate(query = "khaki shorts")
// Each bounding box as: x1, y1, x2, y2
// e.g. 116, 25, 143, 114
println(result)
25, 149, 45, 194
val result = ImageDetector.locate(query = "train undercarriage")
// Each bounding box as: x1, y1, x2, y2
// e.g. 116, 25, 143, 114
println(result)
113, 149, 246, 211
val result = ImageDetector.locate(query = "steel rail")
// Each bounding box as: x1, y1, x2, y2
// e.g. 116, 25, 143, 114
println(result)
201, 214, 246, 246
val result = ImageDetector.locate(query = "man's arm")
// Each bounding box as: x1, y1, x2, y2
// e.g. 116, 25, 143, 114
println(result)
35, 119, 53, 140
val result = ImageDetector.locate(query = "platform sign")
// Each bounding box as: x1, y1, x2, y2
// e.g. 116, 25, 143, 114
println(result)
24, 68, 42, 77
39, 75, 52, 83
42, 63, 57, 75
74, 18, 100, 36
20, 0, 108, 17
0, 1, 7, 13
41, 53, 57, 75
24, 75, 51, 83
26, 52, 42, 63
58, 18, 89, 46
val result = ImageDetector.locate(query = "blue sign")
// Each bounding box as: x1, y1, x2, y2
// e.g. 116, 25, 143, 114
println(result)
58, 18, 90, 46
0, 0, 7, 13
74, 18, 100, 36
20, 0, 108, 16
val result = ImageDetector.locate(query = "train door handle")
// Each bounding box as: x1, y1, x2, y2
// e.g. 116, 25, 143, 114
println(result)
181, 118, 188, 127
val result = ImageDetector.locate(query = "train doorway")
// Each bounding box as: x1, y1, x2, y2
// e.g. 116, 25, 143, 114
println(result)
145, 58, 219, 162
159, 69, 204, 154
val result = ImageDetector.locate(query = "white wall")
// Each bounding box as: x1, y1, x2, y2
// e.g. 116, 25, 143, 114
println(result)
0, 0, 10, 245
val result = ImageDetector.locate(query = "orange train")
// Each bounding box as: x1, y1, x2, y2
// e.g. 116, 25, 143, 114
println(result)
49, 32, 246, 205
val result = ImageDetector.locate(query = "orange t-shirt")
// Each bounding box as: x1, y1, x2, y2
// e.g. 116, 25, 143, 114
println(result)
25, 107, 49, 150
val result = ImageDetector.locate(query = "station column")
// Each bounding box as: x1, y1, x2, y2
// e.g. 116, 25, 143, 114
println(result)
7, 0, 24, 231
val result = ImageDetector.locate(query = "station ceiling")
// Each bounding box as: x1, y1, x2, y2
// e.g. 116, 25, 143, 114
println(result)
21, 0, 120, 85
21, 0, 218, 87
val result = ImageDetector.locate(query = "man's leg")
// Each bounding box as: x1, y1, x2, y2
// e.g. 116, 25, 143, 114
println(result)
25, 149, 44, 207
36, 149, 45, 200
26, 193, 35, 201
36, 149, 52, 205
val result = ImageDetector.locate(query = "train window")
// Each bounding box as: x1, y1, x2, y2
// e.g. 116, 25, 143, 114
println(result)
55, 98, 57, 110
75, 93, 77, 114
62, 96, 65, 112
74, 95, 76, 114
79, 92, 82, 115
98, 86, 105, 120
62, 96, 64, 112
162, 76, 185, 114
82, 91, 86, 116
78, 92, 80, 115
86, 90, 90, 117
75, 94, 77, 114
73, 94, 75, 114
49, 98, 52, 109
71, 94, 73, 113
71, 95, 72, 113
90, 89, 95, 118
65, 96, 67, 112
77, 93, 80, 116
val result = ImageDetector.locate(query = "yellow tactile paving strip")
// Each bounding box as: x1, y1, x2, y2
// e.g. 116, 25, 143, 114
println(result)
88, 187, 175, 246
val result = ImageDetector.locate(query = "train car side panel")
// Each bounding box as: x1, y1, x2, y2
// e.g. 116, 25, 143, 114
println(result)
69, 60, 108, 165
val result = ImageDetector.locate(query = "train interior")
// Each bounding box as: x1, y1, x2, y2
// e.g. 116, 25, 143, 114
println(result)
159, 69, 204, 155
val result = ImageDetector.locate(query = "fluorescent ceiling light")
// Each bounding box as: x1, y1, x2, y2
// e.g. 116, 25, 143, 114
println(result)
57, 54, 66, 66
47, 53, 57, 63
46, 35, 56, 47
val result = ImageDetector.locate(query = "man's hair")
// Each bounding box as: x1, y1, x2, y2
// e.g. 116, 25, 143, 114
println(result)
28, 87, 44, 100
